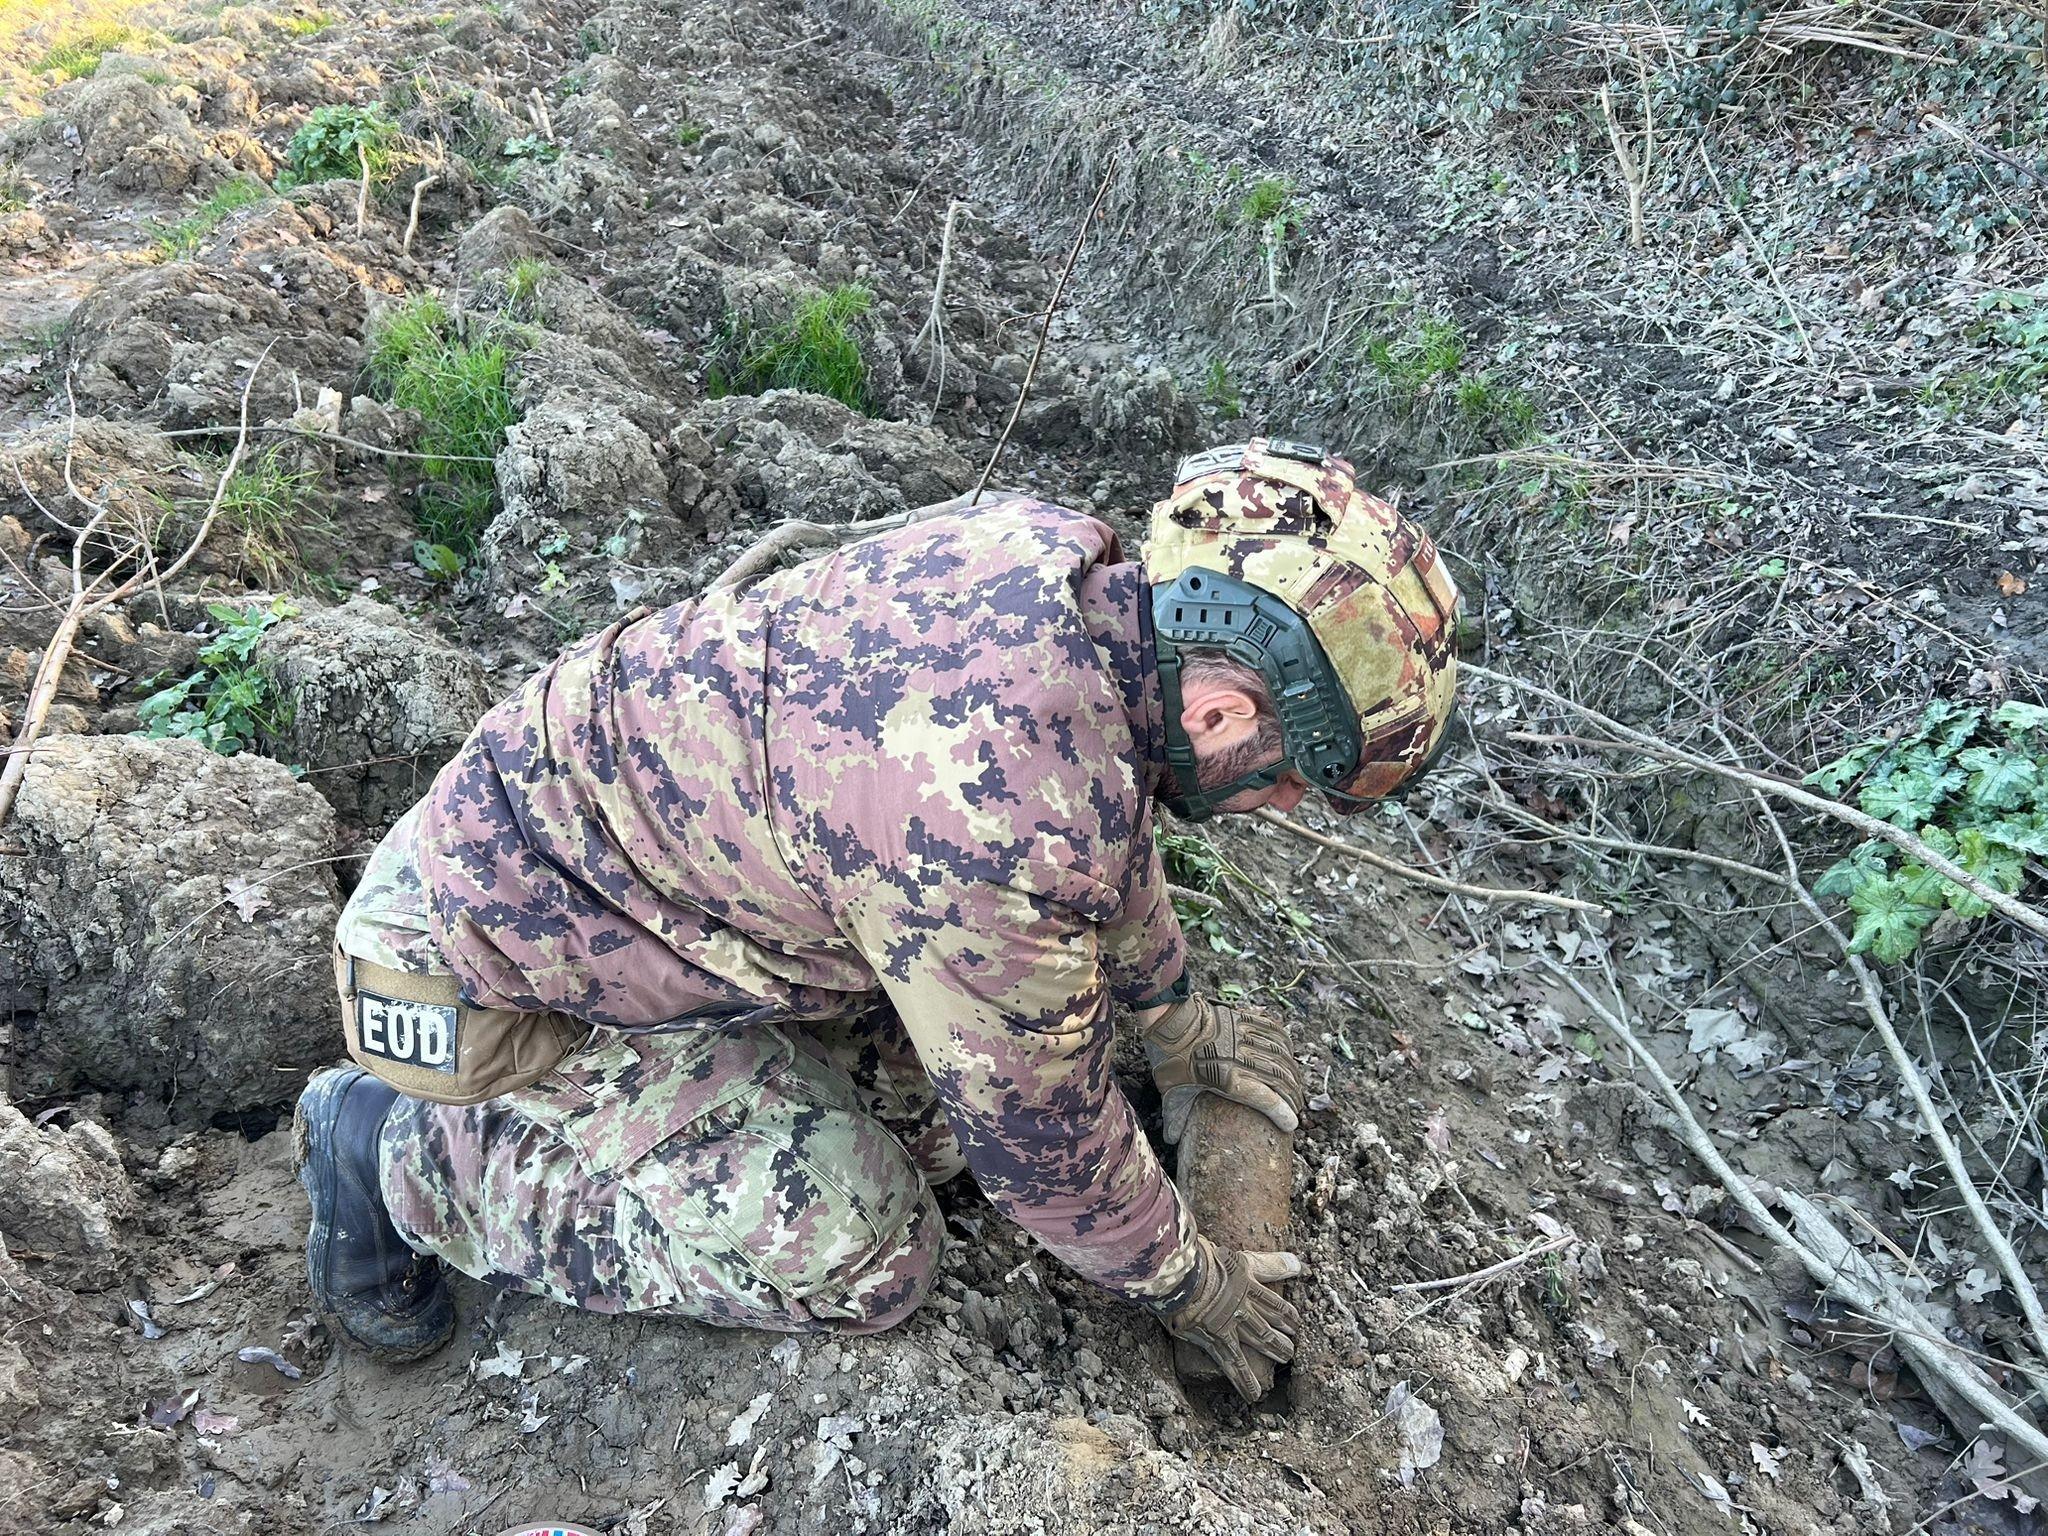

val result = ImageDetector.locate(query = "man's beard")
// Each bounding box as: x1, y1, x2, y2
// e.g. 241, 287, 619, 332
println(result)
1194, 716, 1288, 812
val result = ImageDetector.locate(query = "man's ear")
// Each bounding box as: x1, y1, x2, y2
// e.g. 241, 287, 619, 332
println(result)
1179, 683, 1263, 745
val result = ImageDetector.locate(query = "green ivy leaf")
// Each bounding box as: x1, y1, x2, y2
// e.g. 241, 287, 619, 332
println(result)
1918, 701, 1984, 754
1985, 814, 2048, 857
1859, 765, 1960, 828
1846, 874, 1941, 964
1957, 746, 2038, 810
1945, 828, 2025, 918
1815, 843, 1887, 899
1806, 740, 1885, 797
1994, 700, 2048, 736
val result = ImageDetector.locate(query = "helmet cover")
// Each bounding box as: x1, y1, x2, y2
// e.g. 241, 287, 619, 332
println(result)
1146, 438, 1461, 815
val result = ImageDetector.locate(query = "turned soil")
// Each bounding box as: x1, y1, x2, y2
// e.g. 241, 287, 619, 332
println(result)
0, 0, 2039, 1533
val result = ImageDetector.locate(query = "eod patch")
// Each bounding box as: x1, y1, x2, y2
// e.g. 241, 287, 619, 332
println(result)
356, 989, 459, 1074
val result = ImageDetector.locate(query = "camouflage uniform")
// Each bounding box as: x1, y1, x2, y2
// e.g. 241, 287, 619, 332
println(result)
339, 501, 1195, 1331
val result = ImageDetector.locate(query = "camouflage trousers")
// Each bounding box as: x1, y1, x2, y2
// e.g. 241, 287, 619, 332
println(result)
377, 1006, 966, 1333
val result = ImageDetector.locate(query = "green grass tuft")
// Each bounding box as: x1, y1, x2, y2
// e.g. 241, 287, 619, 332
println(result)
368, 294, 515, 560
214, 446, 336, 588
674, 121, 704, 147
281, 103, 399, 188
712, 285, 875, 413
34, 24, 155, 82
1236, 176, 1286, 230
502, 257, 551, 317
148, 176, 270, 260
277, 8, 335, 36
1202, 357, 1242, 420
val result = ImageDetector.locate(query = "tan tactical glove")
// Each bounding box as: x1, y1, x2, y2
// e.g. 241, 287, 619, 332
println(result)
1141, 994, 1305, 1142
1155, 1234, 1303, 1401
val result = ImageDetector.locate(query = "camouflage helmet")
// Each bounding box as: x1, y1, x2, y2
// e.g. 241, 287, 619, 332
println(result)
1145, 437, 1461, 819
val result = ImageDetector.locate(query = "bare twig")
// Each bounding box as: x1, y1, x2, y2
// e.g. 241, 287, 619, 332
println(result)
402, 174, 439, 255
970, 153, 1119, 505
707, 491, 1024, 595
355, 140, 373, 236
1470, 662, 2048, 944
1597, 83, 1649, 248
913, 200, 972, 416
706, 519, 848, 594
0, 352, 267, 826
1256, 809, 1607, 915
1461, 780, 1793, 888
1391, 1234, 1572, 1293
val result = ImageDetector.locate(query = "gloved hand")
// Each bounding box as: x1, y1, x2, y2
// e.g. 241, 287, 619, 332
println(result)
1154, 1233, 1303, 1401
1140, 994, 1305, 1142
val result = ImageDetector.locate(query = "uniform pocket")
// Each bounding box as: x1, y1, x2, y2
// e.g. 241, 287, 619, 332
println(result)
512, 1026, 797, 1181
626, 1030, 930, 1306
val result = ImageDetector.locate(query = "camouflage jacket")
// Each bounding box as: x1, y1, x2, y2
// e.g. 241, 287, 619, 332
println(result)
404, 501, 1197, 1302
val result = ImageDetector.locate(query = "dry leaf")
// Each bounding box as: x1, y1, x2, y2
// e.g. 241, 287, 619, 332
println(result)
224, 876, 270, 923
1997, 570, 2027, 597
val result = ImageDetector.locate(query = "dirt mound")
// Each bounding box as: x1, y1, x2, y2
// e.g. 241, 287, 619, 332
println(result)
4, 73, 231, 198
695, 391, 977, 526
256, 597, 493, 832
0, 734, 342, 1125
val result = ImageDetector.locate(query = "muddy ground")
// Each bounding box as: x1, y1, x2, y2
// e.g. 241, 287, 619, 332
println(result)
0, 0, 2042, 1532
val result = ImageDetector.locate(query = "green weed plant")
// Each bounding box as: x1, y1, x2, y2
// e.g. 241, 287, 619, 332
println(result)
281, 104, 398, 187
712, 285, 875, 413
1160, 828, 1313, 952
367, 294, 514, 564
137, 600, 296, 754
1809, 698, 2048, 962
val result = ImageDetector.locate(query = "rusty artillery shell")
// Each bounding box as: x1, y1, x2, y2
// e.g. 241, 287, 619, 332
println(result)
1170, 1092, 1295, 1394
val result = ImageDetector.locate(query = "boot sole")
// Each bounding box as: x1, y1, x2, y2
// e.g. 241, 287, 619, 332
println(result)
294, 1066, 455, 1364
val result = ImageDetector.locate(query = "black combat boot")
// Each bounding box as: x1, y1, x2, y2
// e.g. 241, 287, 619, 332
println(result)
293, 1066, 455, 1361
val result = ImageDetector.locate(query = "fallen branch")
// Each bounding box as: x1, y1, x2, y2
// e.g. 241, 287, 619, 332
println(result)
1542, 958, 2048, 1469
1256, 809, 1607, 915
706, 489, 1029, 595
1469, 661, 2048, 945
706, 519, 845, 594
1391, 1234, 1572, 1294
970, 152, 1119, 505
1469, 784, 1793, 888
